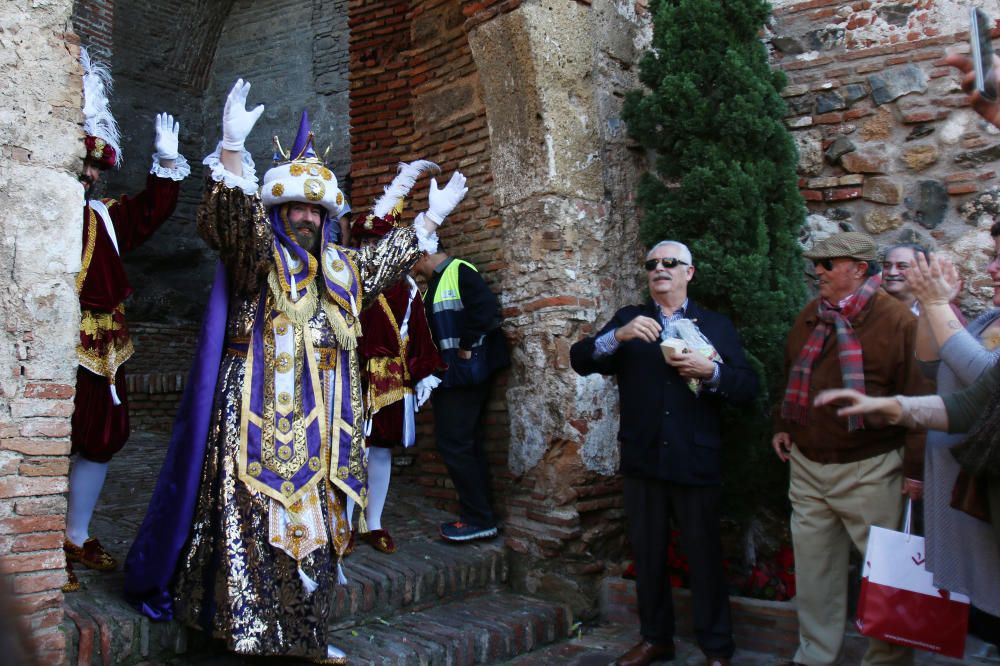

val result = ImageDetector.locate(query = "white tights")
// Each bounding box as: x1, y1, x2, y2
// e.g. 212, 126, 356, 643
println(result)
66, 456, 109, 546
344, 447, 393, 531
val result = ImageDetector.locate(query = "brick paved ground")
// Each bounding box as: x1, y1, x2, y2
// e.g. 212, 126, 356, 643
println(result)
63, 431, 999, 665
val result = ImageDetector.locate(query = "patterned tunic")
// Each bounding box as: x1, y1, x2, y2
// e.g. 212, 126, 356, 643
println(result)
172, 182, 422, 657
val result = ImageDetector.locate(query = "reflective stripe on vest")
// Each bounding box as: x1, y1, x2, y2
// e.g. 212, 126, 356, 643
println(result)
430, 258, 482, 352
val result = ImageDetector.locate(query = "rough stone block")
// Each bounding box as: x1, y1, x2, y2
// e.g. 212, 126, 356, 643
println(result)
955, 143, 1000, 166
824, 136, 856, 164
859, 108, 895, 141
863, 210, 904, 235
862, 177, 902, 205
868, 64, 928, 105
902, 144, 939, 172
841, 150, 888, 174
910, 180, 949, 229
815, 91, 846, 113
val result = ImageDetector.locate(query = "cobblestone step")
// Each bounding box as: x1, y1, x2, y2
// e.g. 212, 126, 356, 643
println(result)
328, 591, 572, 665
63, 539, 507, 665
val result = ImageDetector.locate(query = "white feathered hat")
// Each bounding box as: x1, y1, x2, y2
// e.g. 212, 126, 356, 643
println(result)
80, 47, 121, 168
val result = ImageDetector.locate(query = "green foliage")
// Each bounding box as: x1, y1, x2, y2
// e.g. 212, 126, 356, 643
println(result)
622, 0, 807, 521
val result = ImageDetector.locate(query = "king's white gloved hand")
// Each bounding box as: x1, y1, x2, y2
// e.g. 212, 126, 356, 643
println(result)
414, 375, 442, 411
154, 113, 180, 161
425, 172, 468, 225
222, 79, 264, 152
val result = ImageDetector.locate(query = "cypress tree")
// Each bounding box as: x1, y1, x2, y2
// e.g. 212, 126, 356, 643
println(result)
622, 0, 806, 525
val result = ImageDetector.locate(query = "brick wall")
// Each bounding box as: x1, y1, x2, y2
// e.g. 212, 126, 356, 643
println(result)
0, 1, 82, 662
72, 0, 113, 61
769, 0, 1000, 315
349, 0, 514, 514
125, 323, 200, 432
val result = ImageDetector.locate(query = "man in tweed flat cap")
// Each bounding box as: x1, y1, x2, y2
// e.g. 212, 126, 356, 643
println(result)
772, 231, 927, 666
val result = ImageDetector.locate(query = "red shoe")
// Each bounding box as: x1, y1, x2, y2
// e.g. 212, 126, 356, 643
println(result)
64, 537, 118, 571
62, 560, 81, 593
361, 529, 396, 554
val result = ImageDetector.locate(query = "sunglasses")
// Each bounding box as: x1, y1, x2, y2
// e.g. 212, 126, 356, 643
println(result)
644, 257, 689, 271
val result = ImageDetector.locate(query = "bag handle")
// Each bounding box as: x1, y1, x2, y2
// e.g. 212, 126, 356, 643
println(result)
902, 497, 913, 537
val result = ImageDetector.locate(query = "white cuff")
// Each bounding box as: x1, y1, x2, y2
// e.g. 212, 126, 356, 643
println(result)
203, 141, 258, 195
149, 153, 191, 181
425, 210, 444, 226
414, 213, 438, 254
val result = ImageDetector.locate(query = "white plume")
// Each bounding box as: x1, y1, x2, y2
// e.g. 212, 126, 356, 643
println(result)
371, 160, 439, 219
80, 47, 122, 166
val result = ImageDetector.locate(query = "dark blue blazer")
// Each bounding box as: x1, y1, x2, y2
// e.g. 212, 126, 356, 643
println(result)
570, 300, 759, 485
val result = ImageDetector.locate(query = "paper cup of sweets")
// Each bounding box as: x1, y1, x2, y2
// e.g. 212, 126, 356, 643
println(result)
660, 338, 687, 362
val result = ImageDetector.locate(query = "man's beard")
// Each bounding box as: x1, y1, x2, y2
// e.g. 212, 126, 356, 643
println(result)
294, 225, 322, 255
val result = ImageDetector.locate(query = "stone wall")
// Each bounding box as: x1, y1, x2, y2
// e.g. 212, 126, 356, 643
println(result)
0, 2, 82, 662
465, 0, 650, 612
769, 0, 1000, 315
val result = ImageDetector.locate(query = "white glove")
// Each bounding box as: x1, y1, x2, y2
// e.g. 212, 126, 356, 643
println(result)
425, 171, 468, 225
222, 79, 264, 152
414, 375, 441, 410
153, 113, 180, 160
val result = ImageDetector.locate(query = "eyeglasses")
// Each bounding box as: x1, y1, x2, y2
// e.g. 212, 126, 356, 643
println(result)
644, 257, 689, 271
813, 258, 835, 271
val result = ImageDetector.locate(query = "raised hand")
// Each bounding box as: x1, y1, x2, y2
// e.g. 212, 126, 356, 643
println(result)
944, 52, 1000, 128
153, 113, 180, 160
909, 252, 959, 307
425, 171, 468, 225
222, 79, 265, 152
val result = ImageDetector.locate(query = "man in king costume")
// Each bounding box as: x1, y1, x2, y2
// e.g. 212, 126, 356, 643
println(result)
67, 48, 189, 591
349, 208, 444, 554
124, 80, 467, 663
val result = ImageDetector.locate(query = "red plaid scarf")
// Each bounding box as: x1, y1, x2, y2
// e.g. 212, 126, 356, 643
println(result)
781, 274, 882, 432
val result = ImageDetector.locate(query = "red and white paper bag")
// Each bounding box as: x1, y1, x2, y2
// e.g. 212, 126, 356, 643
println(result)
856, 524, 970, 658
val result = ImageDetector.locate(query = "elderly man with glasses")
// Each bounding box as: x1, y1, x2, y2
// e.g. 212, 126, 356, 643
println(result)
773, 231, 927, 666
571, 240, 759, 666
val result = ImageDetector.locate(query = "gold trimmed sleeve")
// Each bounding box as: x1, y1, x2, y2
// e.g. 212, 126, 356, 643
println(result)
198, 181, 273, 298
354, 225, 421, 308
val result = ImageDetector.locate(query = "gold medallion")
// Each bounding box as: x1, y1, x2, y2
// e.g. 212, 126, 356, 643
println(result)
277, 417, 292, 434
278, 445, 293, 460
271, 183, 285, 197
281, 481, 295, 496
276, 352, 293, 373
309, 456, 321, 471
248, 462, 263, 477
304, 178, 325, 202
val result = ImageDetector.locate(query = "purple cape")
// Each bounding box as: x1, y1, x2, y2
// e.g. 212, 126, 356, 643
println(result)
123, 262, 228, 620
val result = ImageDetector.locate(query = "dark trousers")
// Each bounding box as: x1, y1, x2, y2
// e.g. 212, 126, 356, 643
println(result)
432, 384, 496, 527
624, 477, 734, 658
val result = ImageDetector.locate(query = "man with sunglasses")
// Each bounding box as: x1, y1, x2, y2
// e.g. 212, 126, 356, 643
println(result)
571, 240, 759, 666
773, 231, 927, 666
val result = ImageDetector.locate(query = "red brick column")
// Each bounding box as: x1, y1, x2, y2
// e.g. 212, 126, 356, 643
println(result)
348, 0, 510, 512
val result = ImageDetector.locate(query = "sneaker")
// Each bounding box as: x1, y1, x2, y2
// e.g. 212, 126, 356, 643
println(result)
439, 520, 498, 542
